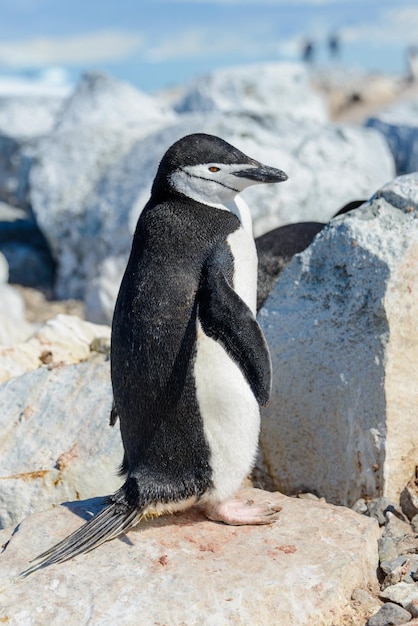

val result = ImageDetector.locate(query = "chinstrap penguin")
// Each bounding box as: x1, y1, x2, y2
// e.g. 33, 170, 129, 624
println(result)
19, 133, 288, 577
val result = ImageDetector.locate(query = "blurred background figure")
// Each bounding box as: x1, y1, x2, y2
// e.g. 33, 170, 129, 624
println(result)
407, 46, 418, 82
301, 38, 315, 65
328, 33, 341, 61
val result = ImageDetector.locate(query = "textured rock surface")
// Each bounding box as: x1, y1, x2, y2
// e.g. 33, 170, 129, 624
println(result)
0, 488, 380, 626
30, 72, 176, 301
380, 581, 418, 608
0, 94, 67, 139
0, 201, 55, 289
23, 65, 394, 322
78, 112, 393, 323
173, 61, 328, 121
0, 134, 33, 210
0, 356, 121, 529
0, 252, 34, 345
0, 313, 111, 382
258, 173, 418, 507
366, 97, 418, 174
366, 601, 413, 626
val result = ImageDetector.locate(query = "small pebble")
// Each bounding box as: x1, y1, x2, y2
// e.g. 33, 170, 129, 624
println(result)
379, 535, 399, 563
90, 336, 111, 355
380, 581, 418, 607
400, 482, 418, 521
296, 492, 321, 501
408, 599, 418, 618
352, 498, 368, 514
381, 556, 418, 586
395, 534, 418, 557
366, 601, 412, 626
368, 497, 399, 526
386, 512, 413, 539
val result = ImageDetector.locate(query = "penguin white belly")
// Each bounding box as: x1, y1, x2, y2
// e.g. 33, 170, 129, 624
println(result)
195, 222, 260, 502
194, 326, 260, 502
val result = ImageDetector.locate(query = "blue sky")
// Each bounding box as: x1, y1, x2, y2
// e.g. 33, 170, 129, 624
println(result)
0, 0, 416, 92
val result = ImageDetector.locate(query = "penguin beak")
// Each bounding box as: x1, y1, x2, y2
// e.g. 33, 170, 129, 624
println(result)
233, 164, 288, 184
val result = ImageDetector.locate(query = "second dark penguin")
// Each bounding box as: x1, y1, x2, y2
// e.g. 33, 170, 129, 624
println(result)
21, 133, 288, 575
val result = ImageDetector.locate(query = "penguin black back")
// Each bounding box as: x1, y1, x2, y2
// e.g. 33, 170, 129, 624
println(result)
111, 196, 241, 503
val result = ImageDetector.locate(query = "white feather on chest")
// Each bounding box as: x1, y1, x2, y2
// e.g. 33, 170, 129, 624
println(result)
194, 195, 260, 502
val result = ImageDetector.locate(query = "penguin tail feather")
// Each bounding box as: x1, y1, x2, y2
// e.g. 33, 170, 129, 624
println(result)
17, 501, 142, 579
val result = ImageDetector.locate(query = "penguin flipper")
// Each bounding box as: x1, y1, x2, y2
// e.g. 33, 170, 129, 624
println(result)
198, 256, 272, 406
17, 499, 141, 578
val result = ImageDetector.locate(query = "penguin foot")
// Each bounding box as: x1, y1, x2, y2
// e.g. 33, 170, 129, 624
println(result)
203, 497, 281, 526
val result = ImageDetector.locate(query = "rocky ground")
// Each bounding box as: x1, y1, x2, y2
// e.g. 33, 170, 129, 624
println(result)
14, 285, 84, 324
313, 68, 418, 124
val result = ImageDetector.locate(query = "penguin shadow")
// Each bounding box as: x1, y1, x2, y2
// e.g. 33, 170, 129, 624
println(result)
61, 497, 135, 548
62, 496, 109, 522
61, 497, 206, 548
255, 199, 366, 311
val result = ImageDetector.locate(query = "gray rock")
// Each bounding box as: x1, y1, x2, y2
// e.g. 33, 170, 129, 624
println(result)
352, 498, 369, 514
0, 488, 380, 626
379, 535, 399, 563
173, 61, 328, 122
366, 602, 412, 626
380, 581, 418, 608
54, 71, 173, 132
386, 512, 414, 540
381, 556, 415, 576
258, 173, 418, 506
368, 498, 399, 526
412, 516, 418, 533
408, 599, 418, 618
0, 201, 55, 289
366, 98, 418, 175
30, 72, 177, 302
0, 94, 67, 140
394, 535, 418, 557
401, 479, 418, 521
0, 356, 122, 529
82, 111, 393, 323
28, 63, 394, 322
381, 556, 418, 586
0, 247, 8, 282
0, 134, 33, 210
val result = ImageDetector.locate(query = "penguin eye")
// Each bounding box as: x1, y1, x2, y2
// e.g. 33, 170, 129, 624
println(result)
208, 166, 220, 172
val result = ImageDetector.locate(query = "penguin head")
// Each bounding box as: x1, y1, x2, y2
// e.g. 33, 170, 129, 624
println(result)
151, 133, 288, 208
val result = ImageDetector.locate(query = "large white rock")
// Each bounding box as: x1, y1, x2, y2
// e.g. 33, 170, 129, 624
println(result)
258, 173, 418, 507
83, 112, 393, 323
366, 96, 418, 174
0, 252, 34, 345
173, 61, 328, 122
54, 71, 173, 132
0, 488, 379, 625
0, 313, 111, 383
28, 64, 394, 322
0, 71, 71, 139
30, 72, 177, 300
0, 356, 122, 529
0, 95, 67, 139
